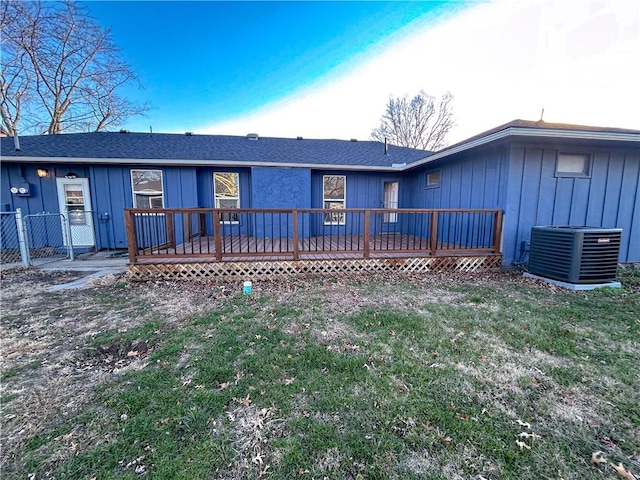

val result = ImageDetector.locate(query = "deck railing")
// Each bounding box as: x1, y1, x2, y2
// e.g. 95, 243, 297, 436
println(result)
124, 208, 503, 263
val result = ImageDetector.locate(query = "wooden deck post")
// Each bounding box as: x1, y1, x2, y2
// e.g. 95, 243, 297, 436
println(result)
124, 209, 138, 264
292, 210, 299, 260
493, 209, 503, 254
166, 213, 175, 248
363, 210, 370, 258
213, 210, 222, 261
429, 211, 438, 256
183, 212, 189, 243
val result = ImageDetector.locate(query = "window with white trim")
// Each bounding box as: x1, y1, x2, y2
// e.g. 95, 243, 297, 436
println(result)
556, 153, 590, 177
426, 170, 441, 188
214, 172, 240, 223
323, 175, 346, 225
131, 169, 164, 208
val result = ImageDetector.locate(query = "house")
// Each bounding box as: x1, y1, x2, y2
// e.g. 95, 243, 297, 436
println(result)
1, 120, 639, 271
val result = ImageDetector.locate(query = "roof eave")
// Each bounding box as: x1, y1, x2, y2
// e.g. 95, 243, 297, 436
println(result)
2, 156, 423, 172
405, 127, 640, 170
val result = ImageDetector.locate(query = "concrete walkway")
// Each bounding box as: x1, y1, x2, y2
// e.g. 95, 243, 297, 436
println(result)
39, 251, 128, 291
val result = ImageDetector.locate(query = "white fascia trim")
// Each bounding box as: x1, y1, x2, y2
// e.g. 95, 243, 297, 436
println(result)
4, 156, 410, 172
405, 127, 640, 170
5, 128, 637, 172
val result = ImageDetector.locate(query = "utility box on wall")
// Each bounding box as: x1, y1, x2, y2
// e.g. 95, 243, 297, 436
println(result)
9, 183, 32, 197
528, 226, 622, 284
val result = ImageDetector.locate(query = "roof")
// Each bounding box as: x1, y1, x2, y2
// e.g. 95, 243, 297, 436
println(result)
406, 119, 640, 170
2, 119, 637, 172
0, 132, 432, 171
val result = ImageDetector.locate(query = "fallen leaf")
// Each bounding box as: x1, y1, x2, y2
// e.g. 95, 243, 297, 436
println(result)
456, 413, 469, 420
518, 432, 541, 440
233, 394, 252, 406
127, 350, 139, 357
516, 419, 531, 429
217, 382, 231, 391
283, 377, 295, 385
395, 383, 409, 393
516, 440, 531, 450
612, 463, 637, 480
591, 451, 608, 466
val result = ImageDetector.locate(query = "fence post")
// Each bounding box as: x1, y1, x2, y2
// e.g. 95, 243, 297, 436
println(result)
292, 210, 299, 260
493, 210, 503, 254
15, 208, 31, 267
363, 210, 370, 258
125, 209, 138, 263
430, 211, 438, 256
213, 210, 222, 261
63, 213, 75, 261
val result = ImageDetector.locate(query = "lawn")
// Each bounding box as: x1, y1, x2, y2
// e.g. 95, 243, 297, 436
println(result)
1, 267, 638, 479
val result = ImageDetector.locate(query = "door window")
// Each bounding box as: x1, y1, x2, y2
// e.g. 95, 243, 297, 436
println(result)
383, 181, 399, 223
64, 184, 86, 225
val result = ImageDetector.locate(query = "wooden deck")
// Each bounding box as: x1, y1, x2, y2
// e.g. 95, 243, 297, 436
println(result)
134, 233, 496, 264
125, 208, 503, 280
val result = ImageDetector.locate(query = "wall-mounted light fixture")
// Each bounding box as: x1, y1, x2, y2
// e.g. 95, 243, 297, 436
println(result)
65, 172, 77, 179
36, 168, 49, 178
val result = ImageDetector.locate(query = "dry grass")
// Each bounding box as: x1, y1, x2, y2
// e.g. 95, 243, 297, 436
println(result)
1, 267, 638, 479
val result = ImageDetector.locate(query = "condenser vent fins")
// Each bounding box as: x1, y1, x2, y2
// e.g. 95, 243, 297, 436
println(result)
528, 226, 621, 284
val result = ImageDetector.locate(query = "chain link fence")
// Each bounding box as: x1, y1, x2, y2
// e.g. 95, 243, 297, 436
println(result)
1, 209, 102, 267
0, 212, 22, 266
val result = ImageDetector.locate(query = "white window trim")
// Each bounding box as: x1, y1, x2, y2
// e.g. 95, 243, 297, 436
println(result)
556, 153, 591, 178
323, 174, 346, 225
426, 170, 441, 188
214, 172, 240, 224
131, 169, 165, 209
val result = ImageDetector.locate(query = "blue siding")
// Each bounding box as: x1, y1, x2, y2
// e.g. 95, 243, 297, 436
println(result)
310, 170, 402, 236
1, 163, 201, 250
408, 149, 508, 210
251, 167, 311, 238
504, 146, 640, 264
195, 167, 251, 236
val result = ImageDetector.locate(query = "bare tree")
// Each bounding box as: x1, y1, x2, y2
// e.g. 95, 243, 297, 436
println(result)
370, 90, 455, 151
0, 0, 146, 136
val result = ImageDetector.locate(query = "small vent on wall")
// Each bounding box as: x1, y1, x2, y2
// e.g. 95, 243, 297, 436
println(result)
246, 133, 259, 140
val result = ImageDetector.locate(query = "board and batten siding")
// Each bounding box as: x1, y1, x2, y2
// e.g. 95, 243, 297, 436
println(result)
406, 148, 509, 211
504, 145, 640, 265
1, 163, 199, 250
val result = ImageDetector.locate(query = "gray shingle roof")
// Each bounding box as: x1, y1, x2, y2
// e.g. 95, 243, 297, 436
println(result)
0, 132, 432, 168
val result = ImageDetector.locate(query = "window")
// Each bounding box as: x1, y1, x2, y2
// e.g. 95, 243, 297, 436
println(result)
323, 175, 346, 225
131, 170, 164, 208
214, 172, 240, 223
556, 153, 590, 177
426, 170, 441, 188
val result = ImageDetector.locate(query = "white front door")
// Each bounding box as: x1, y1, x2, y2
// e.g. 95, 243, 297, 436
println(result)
56, 178, 95, 247
383, 181, 399, 223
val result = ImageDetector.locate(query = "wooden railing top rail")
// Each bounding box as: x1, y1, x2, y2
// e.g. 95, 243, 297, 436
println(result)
124, 207, 504, 264
125, 207, 502, 214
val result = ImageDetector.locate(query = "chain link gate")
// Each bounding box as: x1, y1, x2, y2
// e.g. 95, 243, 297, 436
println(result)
0, 210, 99, 267
23, 212, 70, 266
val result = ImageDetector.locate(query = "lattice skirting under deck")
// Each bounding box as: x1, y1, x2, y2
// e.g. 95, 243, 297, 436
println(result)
128, 255, 502, 281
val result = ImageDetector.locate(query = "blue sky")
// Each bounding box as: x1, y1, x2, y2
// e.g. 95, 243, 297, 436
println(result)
83, 0, 640, 144
83, 1, 455, 134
